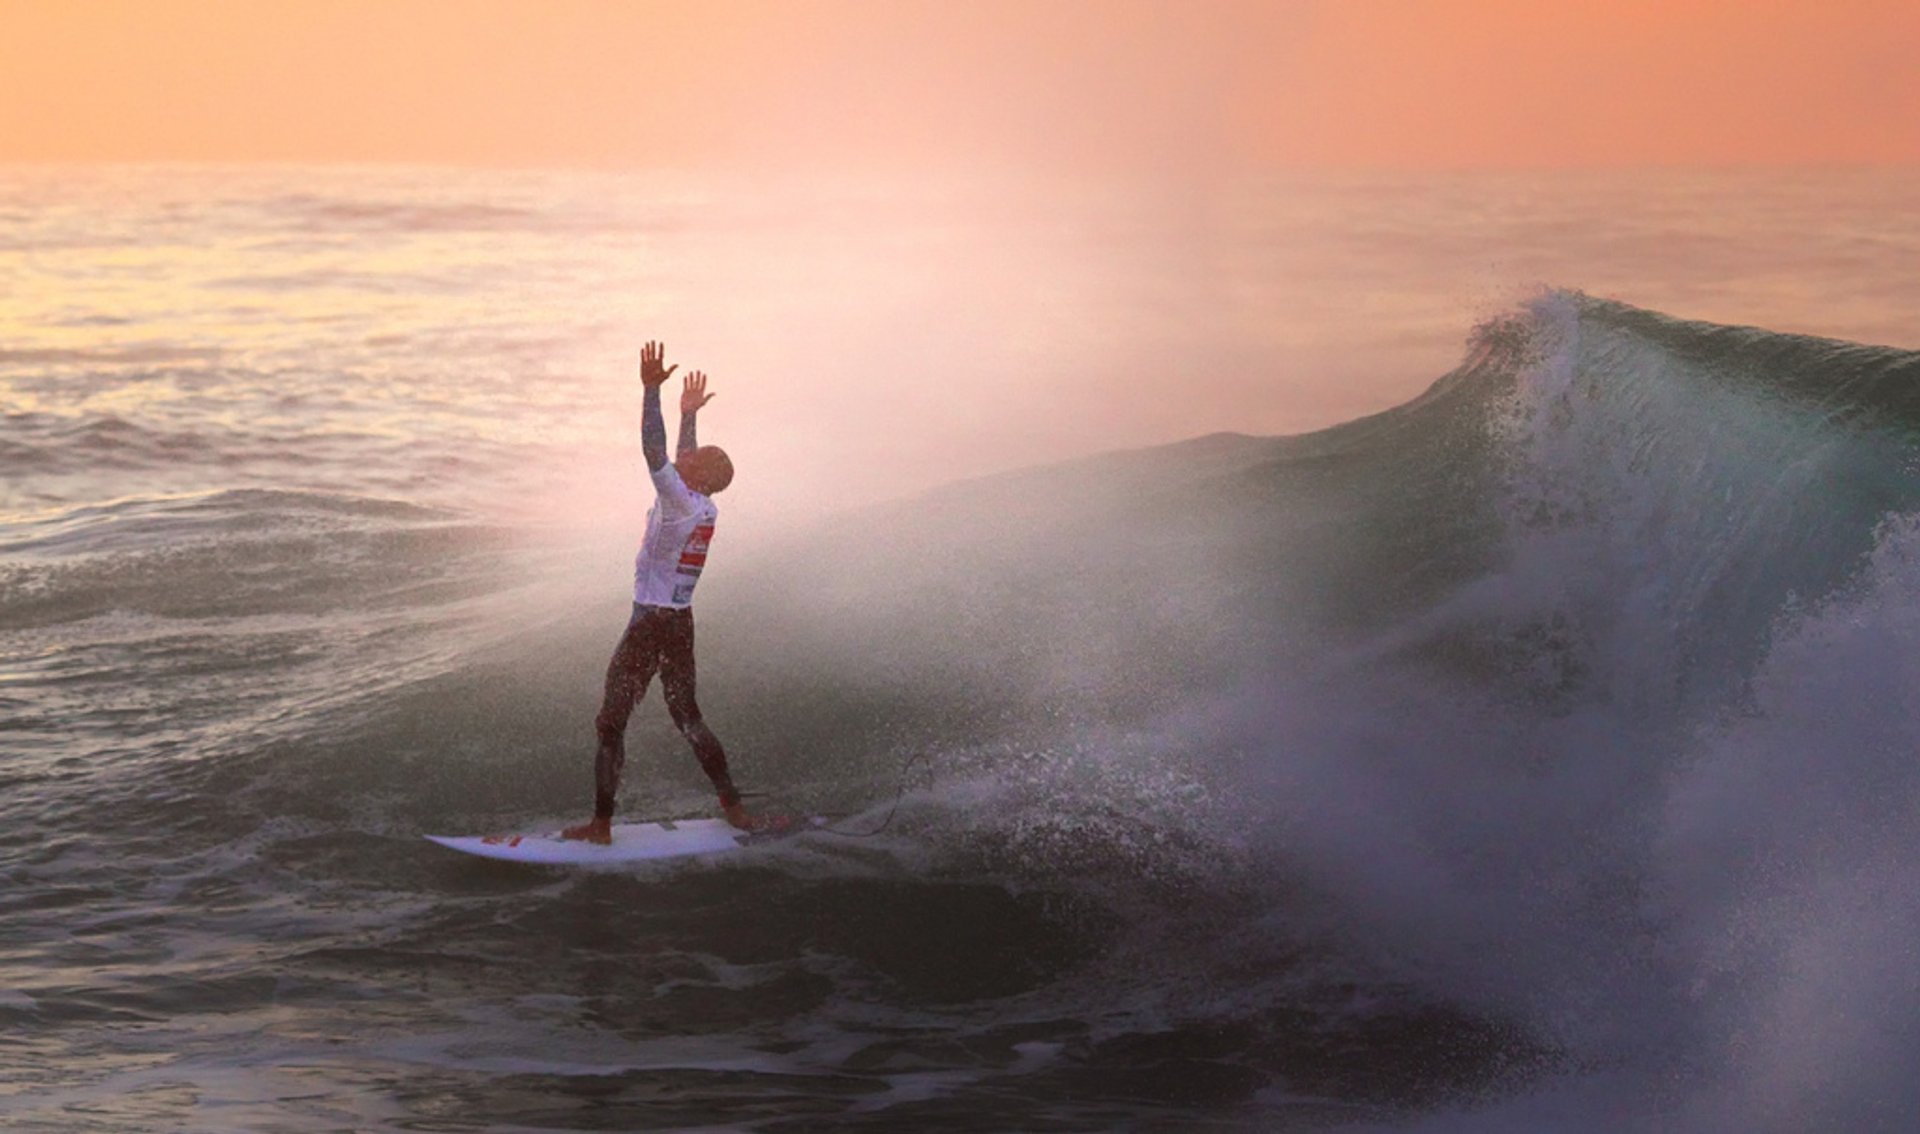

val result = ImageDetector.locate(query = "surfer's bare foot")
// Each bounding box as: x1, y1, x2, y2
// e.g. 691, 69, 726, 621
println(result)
723, 803, 790, 833
560, 817, 611, 844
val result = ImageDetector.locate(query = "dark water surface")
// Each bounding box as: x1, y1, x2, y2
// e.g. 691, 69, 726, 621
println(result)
6, 167, 1920, 1131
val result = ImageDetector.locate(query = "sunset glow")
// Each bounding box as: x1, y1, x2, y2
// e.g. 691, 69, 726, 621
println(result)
3, 0, 1916, 170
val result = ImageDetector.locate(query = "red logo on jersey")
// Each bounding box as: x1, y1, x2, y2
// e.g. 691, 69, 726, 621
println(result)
678, 523, 714, 576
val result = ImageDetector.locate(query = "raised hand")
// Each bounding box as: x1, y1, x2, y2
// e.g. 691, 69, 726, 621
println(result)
639, 340, 677, 389
681, 371, 715, 415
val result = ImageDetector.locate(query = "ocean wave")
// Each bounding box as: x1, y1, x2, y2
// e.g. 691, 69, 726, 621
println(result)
683, 290, 1920, 1125
266, 193, 545, 234
13, 289, 1920, 1128
204, 268, 462, 294
0, 345, 223, 366
0, 488, 498, 629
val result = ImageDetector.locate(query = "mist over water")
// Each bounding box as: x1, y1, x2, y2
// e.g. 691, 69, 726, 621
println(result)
6, 166, 1920, 1131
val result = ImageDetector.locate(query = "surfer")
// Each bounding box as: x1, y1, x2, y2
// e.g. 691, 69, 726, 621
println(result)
562, 341, 768, 842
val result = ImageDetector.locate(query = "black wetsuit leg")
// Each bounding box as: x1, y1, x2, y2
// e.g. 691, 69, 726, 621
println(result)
656, 607, 741, 809
592, 604, 664, 820
592, 604, 740, 819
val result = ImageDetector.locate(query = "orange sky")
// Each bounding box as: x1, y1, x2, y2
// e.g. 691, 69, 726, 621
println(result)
2, 0, 1916, 170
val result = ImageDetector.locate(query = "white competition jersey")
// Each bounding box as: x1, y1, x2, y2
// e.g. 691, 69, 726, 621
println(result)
632, 463, 718, 608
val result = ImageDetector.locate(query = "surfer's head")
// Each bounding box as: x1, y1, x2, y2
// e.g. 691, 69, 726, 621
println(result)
677, 445, 734, 495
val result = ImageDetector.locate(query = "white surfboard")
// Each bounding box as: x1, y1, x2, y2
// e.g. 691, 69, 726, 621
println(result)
425, 816, 811, 866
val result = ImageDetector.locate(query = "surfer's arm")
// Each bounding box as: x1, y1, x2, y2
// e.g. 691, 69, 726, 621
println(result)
642, 386, 669, 473
676, 404, 696, 459
676, 371, 713, 459
638, 341, 676, 473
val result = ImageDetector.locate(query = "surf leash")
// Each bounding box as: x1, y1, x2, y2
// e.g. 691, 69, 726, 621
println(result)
816, 749, 928, 839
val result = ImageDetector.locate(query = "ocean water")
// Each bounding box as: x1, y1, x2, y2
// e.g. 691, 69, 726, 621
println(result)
4, 164, 1920, 1131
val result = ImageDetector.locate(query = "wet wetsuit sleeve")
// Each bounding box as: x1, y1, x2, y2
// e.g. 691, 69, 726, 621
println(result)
643, 386, 699, 514
676, 407, 697, 460
641, 385, 668, 473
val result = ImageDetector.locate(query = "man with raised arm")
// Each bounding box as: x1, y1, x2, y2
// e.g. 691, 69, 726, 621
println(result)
562, 340, 767, 843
